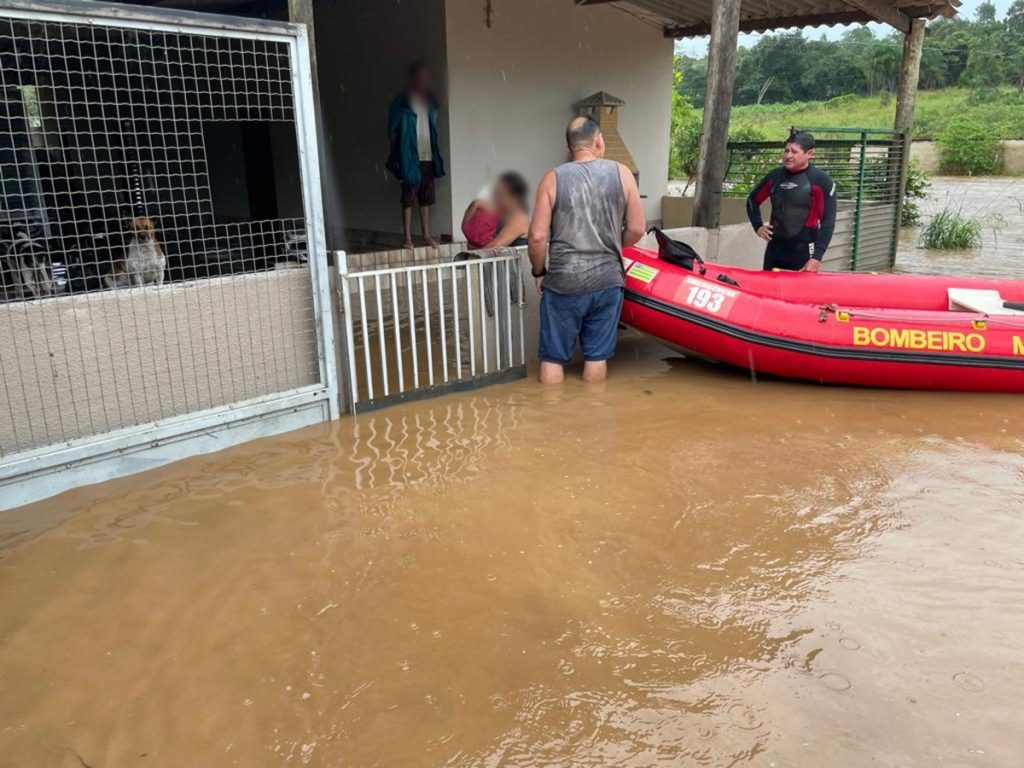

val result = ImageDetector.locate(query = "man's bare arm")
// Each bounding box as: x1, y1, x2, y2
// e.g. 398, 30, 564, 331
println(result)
528, 171, 556, 275
619, 164, 646, 249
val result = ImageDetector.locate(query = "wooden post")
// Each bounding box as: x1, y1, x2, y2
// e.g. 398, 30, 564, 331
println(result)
692, 0, 742, 229
892, 18, 925, 262
288, 0, 320, 99
894, 19, 925, 134
289, 0, 343, 250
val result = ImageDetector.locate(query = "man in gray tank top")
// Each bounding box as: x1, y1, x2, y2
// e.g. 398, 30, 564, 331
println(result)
528, 116, 645, 384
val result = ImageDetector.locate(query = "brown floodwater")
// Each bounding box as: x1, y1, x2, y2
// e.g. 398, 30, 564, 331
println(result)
3, 331, 1024, 767
897, 176, 1024, 278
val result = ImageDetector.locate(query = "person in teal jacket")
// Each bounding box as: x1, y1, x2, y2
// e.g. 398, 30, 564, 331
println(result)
387, 61, 446, 249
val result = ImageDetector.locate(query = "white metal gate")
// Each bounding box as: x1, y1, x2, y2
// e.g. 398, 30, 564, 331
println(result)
336, 249, 529, 412
0, 0, 336, 509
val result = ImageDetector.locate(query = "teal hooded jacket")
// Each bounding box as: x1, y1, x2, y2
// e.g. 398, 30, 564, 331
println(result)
386, 91, 445, 185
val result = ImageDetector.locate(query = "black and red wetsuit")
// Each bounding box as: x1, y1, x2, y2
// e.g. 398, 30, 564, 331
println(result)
746, 165, 838, 271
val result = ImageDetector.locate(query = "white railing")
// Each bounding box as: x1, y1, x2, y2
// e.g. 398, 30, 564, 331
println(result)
335, 249, 528, 411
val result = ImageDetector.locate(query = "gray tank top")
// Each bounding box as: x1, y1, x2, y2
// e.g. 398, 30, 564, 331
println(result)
546, 159, 626, 295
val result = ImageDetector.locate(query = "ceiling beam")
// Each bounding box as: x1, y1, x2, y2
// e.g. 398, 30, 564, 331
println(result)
843, 0, 912, 32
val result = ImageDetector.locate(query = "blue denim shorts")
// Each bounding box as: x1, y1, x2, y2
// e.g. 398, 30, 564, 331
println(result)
538, 286, 624, 365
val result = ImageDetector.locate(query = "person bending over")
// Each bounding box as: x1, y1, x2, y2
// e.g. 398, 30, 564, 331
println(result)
528, 116, 645, 384
746, 131, 837, 273
461, 172, 530, 249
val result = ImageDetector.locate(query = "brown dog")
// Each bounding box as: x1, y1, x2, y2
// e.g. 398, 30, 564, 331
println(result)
107, 217, 165, 289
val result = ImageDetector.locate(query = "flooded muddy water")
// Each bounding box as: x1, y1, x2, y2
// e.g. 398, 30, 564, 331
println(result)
3, 334, 1024, 767
897, 176, 1024, 278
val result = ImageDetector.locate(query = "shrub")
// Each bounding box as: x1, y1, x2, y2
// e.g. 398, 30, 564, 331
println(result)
920, 207, 983, 249
937, 120, 1004, 175
902, 201, 923, 228
901, 161, 932, 227
670, 112, 701, 185
669, 75, 702, 187
722, 125, 774, 198
728, 124, 769, 143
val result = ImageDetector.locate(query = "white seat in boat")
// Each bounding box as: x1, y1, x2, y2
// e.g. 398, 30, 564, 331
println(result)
947, 288, 1024, 316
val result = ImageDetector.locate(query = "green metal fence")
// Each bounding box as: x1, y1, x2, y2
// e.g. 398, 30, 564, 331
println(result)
724, 127, 907, 272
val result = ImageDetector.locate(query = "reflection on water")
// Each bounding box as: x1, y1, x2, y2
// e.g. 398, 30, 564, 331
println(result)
2, 335, 1024, 766
896, 176, 1024, 278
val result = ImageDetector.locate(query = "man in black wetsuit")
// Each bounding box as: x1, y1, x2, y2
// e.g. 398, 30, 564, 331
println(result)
746, 131, 837, 273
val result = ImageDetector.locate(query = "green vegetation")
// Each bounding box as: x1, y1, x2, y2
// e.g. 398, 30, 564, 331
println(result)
723, 89, 1024, 143
919, 207, 988, 248
901, 162, 932, 227
669, 2, 1024, 177
937, 120, 1004, 174
721, 125, 772, 198
676, 2, 1024, 111
668, 72, 701, 190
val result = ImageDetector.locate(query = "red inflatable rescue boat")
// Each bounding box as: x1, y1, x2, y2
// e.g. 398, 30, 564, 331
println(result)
620, 240, 1024, 393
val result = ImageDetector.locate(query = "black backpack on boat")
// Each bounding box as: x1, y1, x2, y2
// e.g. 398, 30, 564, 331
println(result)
649, 227, 706, 276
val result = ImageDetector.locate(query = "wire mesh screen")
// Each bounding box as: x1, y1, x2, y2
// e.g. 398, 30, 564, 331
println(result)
0, 10, 322, 457
724, 128, 905, 272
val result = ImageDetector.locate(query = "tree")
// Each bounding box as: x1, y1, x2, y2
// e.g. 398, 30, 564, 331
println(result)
1007, 0, 1024, 91
731, 33, 842, 104
925, 18, 975, 86
1008, 0, 1024, 34
863, 36, 902, 93
669, 65, 702, 188
918, 46, 950, 89
976, 2, 997, 23
801, 40, 868, 99
673, 54, 707, 108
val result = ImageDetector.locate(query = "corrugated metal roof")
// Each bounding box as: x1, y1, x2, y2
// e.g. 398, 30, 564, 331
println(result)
579, 0, 959, 37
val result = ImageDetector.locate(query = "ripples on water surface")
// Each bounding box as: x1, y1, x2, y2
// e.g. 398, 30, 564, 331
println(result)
3, 350, 1024, 765
897, 176, 1024, 278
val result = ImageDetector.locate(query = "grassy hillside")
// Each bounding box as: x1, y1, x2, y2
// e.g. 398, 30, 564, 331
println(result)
726, 88, 1024, 141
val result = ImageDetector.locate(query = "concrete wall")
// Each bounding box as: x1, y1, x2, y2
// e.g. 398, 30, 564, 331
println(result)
909, 141, 941, 173
0, 269, 319, 456
636, 225, 762, 270
443, 0, 673, 233
314, 0, 453, 241
663, 196, 766, 229
1005, 141, 1024, 175
638, 210, 864, 273
911, 140, 1024, 175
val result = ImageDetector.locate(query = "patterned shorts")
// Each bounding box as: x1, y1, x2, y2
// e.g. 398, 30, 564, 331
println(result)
401, 161, 436, 208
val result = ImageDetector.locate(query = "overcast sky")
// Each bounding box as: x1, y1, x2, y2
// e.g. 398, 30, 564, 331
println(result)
674, 0, 1014, 57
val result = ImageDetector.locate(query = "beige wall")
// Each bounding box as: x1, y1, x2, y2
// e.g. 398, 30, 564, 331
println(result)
1005, 141, 1024, 175
662, 196, 766, 229
909, 140, 941, 172
314, 0, 453, 240
443, 0, 674, 233
1, 270, 319, 456
638, 214, 861, 273
911, 140, 1024, 175
637, 225, 763, 270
